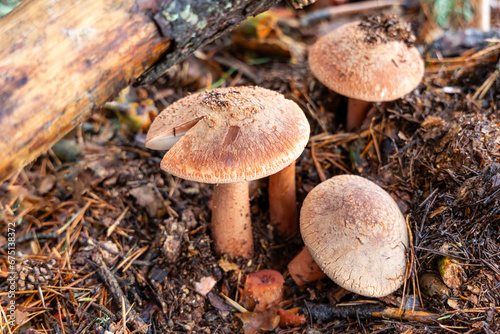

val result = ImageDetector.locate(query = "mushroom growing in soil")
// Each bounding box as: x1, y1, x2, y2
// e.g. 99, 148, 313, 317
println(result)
239, 269, 284, 312
288, 175, 409, 297
146, 86, 309, 258
308, 17, 424, 131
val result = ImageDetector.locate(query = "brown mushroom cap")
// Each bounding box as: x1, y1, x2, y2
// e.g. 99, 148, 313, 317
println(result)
146, 86, 310, 183
300, 175, 409, 297
308, 21, 424, 102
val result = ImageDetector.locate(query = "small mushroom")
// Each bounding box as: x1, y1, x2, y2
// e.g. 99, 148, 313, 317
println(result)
146, 86, 309, 257
239, 269, 284, 312
308, 19, 424, 131
288, 175, 409, 297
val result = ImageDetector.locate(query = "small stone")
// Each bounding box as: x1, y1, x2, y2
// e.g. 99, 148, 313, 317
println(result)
193, 276, 217, 296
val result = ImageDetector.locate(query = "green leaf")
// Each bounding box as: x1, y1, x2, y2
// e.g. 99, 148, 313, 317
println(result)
0, 1, 21, 18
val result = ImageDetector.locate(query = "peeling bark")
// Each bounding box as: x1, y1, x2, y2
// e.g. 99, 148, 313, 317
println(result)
137, 0, 281, 85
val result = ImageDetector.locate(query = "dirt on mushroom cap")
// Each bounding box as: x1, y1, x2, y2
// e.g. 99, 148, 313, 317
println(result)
308, 20, 424, 102
300, 175, 409, 297
147, 86, 310, 183
358, 15, 417, 46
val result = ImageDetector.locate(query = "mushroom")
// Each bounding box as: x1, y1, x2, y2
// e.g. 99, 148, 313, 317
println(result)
288, 175, 409, 297
146, 86, 309, 258
239, 269, 284, 312
308, 18, 424, 131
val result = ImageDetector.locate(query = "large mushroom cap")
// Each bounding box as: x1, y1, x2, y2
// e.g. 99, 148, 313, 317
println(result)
146, 86, 310, 183
308, 20, 424, 102
300, 175, 409, 297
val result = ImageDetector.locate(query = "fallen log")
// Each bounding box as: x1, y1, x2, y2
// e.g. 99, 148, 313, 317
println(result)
0, 0, 281, 181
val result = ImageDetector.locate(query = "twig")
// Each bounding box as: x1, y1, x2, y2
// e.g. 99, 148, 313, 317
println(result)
418, 188, 438, 208
84, 237, 153, 267
57, 201, 91, 235
107, 207, 129, 237
472, 70, 498, 100
298, 90, 328, 133
90, 301, 119, 321
323, 156, 351, 174
0, 306, 13, 334
212, 54, 262, 84
56, 298, 66, 334
95, 257, 149, 334
1, 231, 58, 250
311, 145, 327, 182
38, 286, 46, 308
302, 303, 440, 323
116, 246, 149, 272
220, 293, 249, 313
369, 122, 382, 165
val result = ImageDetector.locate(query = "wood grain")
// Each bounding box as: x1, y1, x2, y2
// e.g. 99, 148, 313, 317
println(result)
0, 0, 169, 181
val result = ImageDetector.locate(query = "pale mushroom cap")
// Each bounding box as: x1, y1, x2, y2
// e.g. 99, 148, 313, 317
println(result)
300, 175, 409, 297
309, 21, 424, 102
146, 86, 310, 183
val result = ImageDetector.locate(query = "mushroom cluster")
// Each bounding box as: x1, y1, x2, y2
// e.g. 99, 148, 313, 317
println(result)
146, 86, 310, 258
308, 18, 424, 131
289, 175, 409, 298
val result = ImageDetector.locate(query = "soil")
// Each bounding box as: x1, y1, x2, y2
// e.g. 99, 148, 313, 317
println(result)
1, 4, 499, 334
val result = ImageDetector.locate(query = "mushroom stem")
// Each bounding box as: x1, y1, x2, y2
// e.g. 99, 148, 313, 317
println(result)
287, 247, 326, 286
346, 98, 372, 131
212, 181, 253, 258
269, 161, 298, 236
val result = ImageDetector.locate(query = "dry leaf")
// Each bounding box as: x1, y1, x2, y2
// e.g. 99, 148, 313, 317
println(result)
218, 258, 240, 272
236, 310, 280, 334
130, 185, 161, 218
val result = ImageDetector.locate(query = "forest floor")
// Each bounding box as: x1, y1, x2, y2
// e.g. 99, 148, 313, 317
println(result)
1, 1, 500, 333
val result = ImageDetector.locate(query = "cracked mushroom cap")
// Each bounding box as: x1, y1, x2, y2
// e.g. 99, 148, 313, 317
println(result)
300, 175, 409, 297
308, 21, 424, 102
145, 86, 310, 183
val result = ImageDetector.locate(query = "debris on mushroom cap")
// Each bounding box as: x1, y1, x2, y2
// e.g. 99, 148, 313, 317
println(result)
239, 269, 284, 312
300, 175, 409, 297
358, 15, 416, 46
308, 20, 424, 102
146, 86, 310, 184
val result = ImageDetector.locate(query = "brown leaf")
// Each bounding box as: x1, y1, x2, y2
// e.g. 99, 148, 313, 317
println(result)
207, 293, 231, 313
130, 185, 161, 218
38, 174, 56, 195
16, 309, 29, 325
236, 310, 280, 334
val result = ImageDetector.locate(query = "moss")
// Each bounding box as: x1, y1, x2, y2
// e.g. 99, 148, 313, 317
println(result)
180, 4, 198, 24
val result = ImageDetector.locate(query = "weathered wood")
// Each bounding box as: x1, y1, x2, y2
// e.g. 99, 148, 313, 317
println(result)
0, 0, 280, 181
136, 0, 281, 85
0, 0, 169, 181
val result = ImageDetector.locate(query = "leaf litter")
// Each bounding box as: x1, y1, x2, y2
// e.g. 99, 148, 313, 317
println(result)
1, 3, 499, 334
